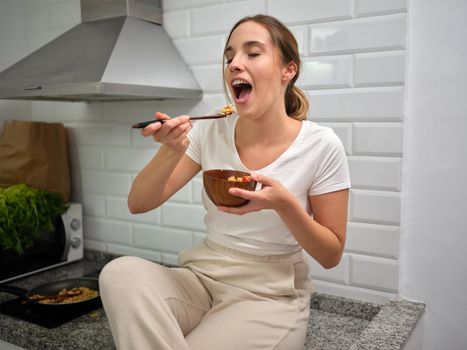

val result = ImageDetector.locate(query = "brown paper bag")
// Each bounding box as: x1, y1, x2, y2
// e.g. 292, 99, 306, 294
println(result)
0, 120, 71, 202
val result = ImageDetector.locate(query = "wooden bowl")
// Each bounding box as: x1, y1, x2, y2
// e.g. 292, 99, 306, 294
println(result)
203, 169, 257, 207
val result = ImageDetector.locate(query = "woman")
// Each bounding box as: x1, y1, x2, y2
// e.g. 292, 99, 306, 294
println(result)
99, 14, 350, 350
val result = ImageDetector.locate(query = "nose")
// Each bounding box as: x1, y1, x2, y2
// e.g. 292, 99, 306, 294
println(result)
228, 54, 244, 72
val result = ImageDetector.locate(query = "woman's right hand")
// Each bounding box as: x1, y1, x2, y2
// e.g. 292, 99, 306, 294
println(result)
141, 112, 192, 153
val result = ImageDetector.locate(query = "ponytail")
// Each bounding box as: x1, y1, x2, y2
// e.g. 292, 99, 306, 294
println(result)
286, 85, 309, 121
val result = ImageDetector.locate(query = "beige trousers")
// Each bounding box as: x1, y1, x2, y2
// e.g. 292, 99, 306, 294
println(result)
99, 239, 313, 350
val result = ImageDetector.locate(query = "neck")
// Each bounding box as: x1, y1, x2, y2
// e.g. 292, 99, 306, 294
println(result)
236, 106, 298, 146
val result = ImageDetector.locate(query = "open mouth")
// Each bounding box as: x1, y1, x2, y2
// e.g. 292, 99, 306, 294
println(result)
232, 79, 252, 103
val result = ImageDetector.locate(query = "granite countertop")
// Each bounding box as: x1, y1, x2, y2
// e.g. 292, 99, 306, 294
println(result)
0, 250, 424, 350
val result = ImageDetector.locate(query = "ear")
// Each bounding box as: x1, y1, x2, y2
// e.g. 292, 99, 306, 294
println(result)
281, 61, 297, 83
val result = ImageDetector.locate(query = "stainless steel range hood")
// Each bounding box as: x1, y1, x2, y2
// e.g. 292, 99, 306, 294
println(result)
0, 0, 202, 102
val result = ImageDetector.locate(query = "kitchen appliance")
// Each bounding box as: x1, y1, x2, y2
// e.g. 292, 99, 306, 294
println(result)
0, 0, 202, 101
0, 203, 84, 284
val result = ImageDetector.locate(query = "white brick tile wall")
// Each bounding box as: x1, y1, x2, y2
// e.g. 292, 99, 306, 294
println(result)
352, 122, 403, 156
163, 0, 223, 12
306, 253, 350, 284
346, 222, 399, 258
308, 87, 404, 122
50, 0, 80, 29
31, 101, 102, 123
84, 217, 131, 245
348, 156, 402, 190
104, 148, 156, 172
162, 203, 206, 231
81, 170, 132, 196
133, 224, 193, 253
107, 196, 161, 224
25, 0, 80, 51
77, 147, 104, 170
191, 64, 224, 92
298, 55, 353, 89
69, 146, 80, 171
27, 8, 50, 31
350, 189, 401, 225
174, 36, 225, 65
268, 0, 353, 25
318, 123, 352, 155
78, 124, 131, 147
81, 193, 106, 218
191, 0, 266, 35
289, 25, 307, 56
107, 243, 163, 262
6, 0, 410, 302
163, 10, 190, 38
312, 279, 397, 305
192, 178, 204, 204
350, 254, 399, 292
70, 169, 82, 202
101, 101, 160, 123
356, 0, 407, 17
25, 0, 53, 9
131, 130, 160, 148
83, 239, 107, 252
354, 51, 405, 87
169, 183, 192, 203
162, 253, 180, 266
309, 15, 406, 55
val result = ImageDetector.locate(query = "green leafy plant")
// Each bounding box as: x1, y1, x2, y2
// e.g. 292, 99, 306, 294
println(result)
0, 184, 69, 255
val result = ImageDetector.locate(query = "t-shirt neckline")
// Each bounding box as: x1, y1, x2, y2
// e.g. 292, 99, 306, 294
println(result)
229, 115, 307, 173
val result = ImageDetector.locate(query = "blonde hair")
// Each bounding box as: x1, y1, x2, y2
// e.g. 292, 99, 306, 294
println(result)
223, 14, 309, 121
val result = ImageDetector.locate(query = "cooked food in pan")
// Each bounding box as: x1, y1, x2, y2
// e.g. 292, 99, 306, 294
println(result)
30, 286, 99, 304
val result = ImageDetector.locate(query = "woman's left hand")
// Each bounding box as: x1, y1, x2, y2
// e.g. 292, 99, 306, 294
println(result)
217, 173, 292, 215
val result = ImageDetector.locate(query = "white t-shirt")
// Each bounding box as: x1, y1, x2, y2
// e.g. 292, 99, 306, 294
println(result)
186, 114, 351, 255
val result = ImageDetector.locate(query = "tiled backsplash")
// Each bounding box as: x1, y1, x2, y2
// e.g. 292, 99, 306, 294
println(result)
1, 0, 408, 303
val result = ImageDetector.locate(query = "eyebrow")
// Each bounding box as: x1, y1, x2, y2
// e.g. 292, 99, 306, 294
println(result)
224, 40, 266, 55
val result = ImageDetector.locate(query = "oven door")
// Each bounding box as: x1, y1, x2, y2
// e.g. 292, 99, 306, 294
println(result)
0, 203, 83, 283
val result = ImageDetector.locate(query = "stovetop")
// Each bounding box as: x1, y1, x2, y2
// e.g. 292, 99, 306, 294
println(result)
0, 270, 101, 328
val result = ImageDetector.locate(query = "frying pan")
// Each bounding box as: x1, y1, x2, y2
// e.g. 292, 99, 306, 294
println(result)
0, 278, 100, 312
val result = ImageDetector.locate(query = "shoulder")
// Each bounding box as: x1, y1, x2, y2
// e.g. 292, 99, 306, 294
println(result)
301, 120, 344, 150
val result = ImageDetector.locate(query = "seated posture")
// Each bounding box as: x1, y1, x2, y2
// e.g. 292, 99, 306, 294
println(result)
99, 14, 350, 350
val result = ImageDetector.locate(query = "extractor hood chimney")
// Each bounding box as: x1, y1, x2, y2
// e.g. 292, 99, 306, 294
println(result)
0, 0, 202, 102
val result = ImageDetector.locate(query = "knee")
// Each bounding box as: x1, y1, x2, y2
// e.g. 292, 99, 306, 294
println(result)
99, 256, 148, 292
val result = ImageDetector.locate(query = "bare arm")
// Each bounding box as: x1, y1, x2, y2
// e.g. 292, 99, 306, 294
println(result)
219, 174, 349, 268
276, 189, 349, 268
128, 113, 201, 214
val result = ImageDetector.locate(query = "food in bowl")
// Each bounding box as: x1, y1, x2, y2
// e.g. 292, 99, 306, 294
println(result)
227, 175, 251, 182
203, 169, 257, 207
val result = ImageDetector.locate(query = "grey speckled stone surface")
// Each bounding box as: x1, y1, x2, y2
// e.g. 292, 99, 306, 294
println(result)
306, 294, 424, 350
0, 250, 424, 350
349, 299, 425, 350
